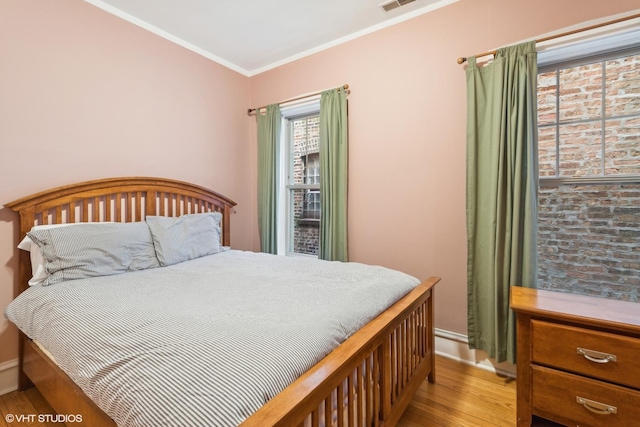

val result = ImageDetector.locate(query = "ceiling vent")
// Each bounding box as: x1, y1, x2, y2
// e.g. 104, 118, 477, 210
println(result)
380, 0, 416, 12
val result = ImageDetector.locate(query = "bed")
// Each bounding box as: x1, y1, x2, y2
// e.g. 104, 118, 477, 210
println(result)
4, 177, 439, 427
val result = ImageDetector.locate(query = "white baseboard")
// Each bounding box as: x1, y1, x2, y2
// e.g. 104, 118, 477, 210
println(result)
435, 328, 517, 378
0, 358, 19, 396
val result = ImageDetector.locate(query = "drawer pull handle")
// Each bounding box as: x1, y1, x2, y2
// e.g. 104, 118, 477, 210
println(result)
576, 396, 617, 415
577, 347, 617, 364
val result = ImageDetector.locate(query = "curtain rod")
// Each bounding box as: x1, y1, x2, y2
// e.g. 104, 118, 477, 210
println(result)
457, 12, 640, 65
247, 84, 349, 116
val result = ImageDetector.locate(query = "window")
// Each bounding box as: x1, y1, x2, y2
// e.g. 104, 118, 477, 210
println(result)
536, 32, 640, 302
279, 105, 321, 257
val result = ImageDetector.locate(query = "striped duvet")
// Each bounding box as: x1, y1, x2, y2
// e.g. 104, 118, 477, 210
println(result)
5, 250, 419, 427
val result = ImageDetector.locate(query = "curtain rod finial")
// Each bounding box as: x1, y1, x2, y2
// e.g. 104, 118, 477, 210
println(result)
457, 57, 467, 65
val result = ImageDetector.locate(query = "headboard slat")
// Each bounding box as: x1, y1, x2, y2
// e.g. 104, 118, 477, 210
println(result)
115, 194, 122, 222
93, 197, 100, 222
159, 193, 165, 216
123, 193, 130, 222
135, 192, 142, 222
82, 199, 89, 223
146, 192, 155, 217
106, 195, 112, 222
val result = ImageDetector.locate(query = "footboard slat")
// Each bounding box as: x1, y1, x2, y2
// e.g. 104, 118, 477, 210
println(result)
357, 364, 364, 426
337, 383, 345, 427
241, 276, 439, 427
373, 351, 380, 427
348, 372, 355, 425
366, 357, 373, 427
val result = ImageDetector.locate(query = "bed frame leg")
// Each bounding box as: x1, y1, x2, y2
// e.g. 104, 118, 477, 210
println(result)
427, 288, 435, 383
18, 336, 33, 390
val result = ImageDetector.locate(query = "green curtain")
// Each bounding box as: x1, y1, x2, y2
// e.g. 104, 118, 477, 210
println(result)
466, 41, 538, 364
319, 88, 348, 261
256, 104, 281, 254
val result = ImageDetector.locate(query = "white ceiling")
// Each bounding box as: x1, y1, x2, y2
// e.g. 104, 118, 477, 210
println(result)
85, 0, 458, 76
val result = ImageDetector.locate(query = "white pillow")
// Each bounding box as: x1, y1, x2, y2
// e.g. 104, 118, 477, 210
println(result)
18, 223, 111, 286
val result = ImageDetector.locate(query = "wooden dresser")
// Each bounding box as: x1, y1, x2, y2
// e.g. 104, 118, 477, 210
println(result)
510, 286, 640, 427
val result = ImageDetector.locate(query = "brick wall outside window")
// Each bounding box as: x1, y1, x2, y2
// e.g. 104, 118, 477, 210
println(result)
292, 116, 320, 255
538, 185, 640, 301
537, 53, 640, 302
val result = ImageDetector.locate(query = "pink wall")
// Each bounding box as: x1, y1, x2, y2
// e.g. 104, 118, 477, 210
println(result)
0, 0, 253, 365
1, 0, 639, 372
249, 0, 640, 338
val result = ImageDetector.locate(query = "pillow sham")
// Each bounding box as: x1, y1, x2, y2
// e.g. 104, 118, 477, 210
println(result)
27, 222, 160, 286
146, 212, 222, 266
18, 233, 47, 286
19, 223, 112, 286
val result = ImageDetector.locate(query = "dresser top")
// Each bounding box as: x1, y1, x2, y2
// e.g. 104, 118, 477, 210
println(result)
510, 286, 640, 334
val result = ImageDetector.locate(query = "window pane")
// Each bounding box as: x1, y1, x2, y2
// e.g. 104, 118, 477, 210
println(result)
292, 116, 320, 185
292, 120, 307, 185
290, 188, 320, 255
558, 122, 602, 177
559, 62, 602, 122
605, 54, 640, 118
604, 116, 640, 175
538, 71, 557, 125
304, 191, 320, 219
538, 184, 640, 301
305, 153, 320, 185
538, 125, 557, 177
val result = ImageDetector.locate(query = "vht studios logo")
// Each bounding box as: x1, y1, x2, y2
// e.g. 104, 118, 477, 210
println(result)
5, 414, 83, 423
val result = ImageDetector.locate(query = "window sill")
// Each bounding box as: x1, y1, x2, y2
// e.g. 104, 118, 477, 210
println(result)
297, 218, 320, 226
540, 175, 640, 187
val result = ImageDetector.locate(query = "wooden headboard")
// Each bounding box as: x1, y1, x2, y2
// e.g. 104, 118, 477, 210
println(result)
5, 177, 237, 295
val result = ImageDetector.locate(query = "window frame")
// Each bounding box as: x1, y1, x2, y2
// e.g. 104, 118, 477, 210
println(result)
278, 99, 321, 257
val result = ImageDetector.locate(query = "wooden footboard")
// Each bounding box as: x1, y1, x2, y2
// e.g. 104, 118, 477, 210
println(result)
241, 276, 439, 427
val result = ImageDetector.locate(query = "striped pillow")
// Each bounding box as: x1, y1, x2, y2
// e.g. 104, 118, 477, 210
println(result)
146, 212, 222, 266
27, 222, 160, 286
19, 223, 114, 286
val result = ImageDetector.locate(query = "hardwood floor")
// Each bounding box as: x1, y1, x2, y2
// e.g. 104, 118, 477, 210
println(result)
0, 356, 561, 427
0, 387, 59, 427
399, 356, 562, 427
398, 356, 518, 427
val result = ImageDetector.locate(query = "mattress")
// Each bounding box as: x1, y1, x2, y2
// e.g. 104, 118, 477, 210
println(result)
5, 250, 419, 427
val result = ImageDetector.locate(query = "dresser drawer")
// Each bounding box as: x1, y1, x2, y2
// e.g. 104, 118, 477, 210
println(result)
531, 320, 640, 389
532, 365, 640, 427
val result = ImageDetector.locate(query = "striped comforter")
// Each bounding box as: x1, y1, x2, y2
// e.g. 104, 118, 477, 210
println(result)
5, 250, 419, 427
